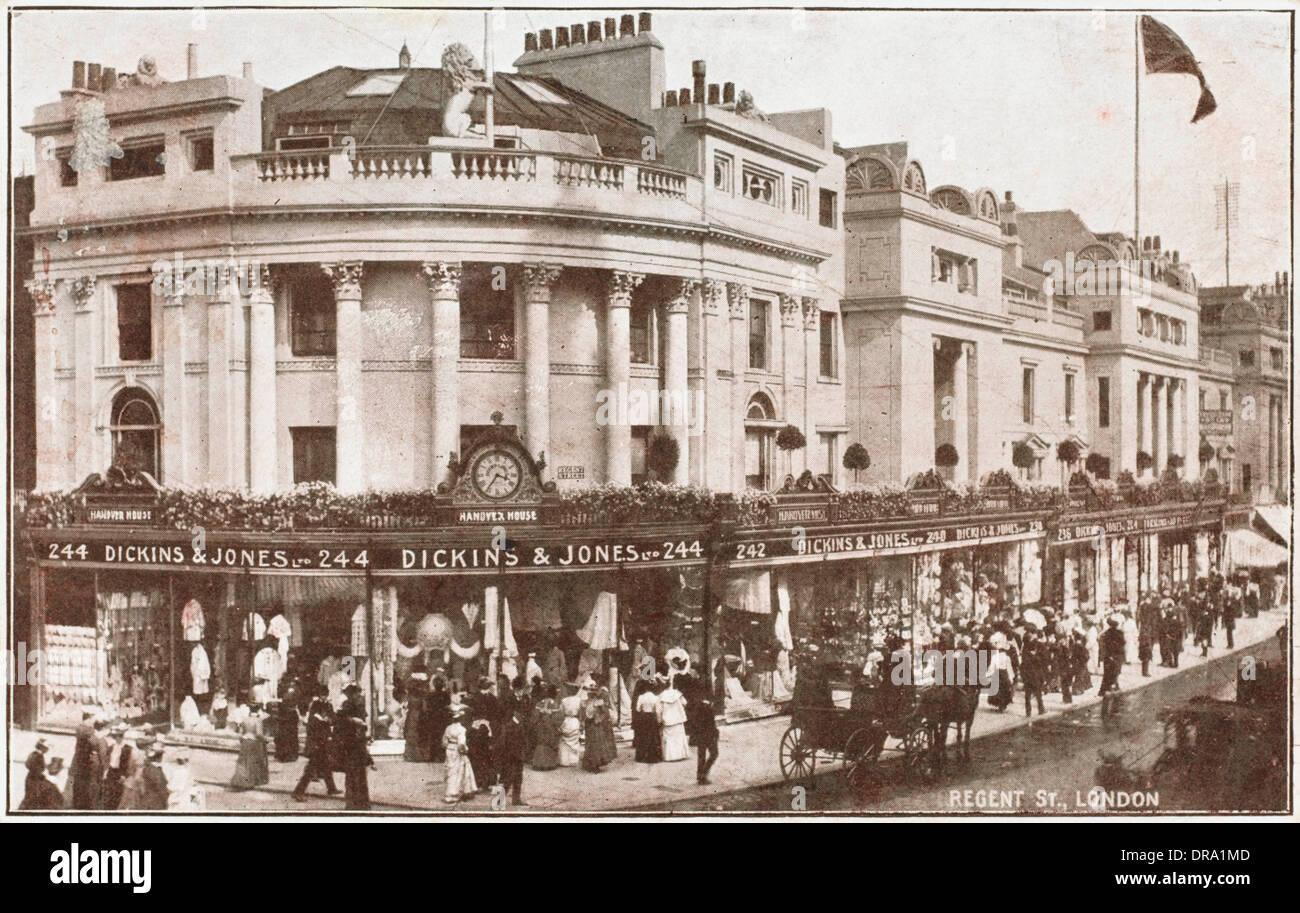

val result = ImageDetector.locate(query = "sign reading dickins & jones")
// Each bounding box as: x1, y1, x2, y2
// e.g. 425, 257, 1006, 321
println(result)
1053, 511, 1203, 545
738, 516, 1047, 562
37, 534, 708, 572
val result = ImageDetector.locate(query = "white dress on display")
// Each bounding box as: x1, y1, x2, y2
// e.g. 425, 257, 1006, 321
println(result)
190, 644, 211, 696
558, 694, 582, 767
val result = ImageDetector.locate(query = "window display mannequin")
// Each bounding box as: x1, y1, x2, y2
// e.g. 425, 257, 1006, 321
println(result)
557, 691, 582, 767
657, 680, 689, 761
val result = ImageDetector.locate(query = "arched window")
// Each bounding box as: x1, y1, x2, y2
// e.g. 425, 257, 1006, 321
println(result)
744, 392, 777, 489
109, 387, 161, 479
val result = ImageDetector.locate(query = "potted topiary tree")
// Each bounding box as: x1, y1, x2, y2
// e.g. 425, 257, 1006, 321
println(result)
1198, 439, 1215, 468
1056, 439, 1081, 488
842, 442, 870, 484
775, 424, 807, 481
646, 432, 680, 483
1085, 452, 1109, 478
1012, 440, 1036, 479
935, 443, 959, 478
1136, 451, 1153, 475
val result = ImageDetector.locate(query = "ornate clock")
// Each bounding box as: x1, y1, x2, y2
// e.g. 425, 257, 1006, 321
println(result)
470, 448, 523, 501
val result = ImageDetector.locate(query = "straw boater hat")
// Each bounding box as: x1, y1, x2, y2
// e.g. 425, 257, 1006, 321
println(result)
450, 703, 467, 718
34, 738, 49, 753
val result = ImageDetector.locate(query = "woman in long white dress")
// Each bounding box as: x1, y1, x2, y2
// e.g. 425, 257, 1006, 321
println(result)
558, 693, 582, 767
657, 682, 689, 761
442, 705, 477, 803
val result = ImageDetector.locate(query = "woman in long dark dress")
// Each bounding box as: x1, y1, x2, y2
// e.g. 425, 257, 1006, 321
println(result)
403, 674, 430, 762
426, 677, 451, 763
231, 713, 270, 790
274, 687, 301, 762
580, 686, 618, 772
69, 717, 104, 810
528, 685, 562, 771
631, 680, 662, 763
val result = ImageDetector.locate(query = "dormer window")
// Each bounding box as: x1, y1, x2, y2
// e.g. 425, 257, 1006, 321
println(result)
346, 73, 406, 96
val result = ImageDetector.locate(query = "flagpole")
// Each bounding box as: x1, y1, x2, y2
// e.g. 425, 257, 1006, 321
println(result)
484, 11, 495, 147
1134, 14, 1141, 250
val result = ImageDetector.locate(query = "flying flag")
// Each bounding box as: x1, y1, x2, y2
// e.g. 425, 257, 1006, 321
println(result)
1140, 15, 1217, 123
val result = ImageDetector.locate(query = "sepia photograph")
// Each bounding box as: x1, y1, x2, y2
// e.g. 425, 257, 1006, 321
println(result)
3, 2, 1292, 833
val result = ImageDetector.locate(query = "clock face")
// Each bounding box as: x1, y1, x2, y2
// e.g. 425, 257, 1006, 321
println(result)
471, 450, 523, 500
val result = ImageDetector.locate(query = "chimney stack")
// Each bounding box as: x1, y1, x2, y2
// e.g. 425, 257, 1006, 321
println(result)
707, 83, 720, 104
639, 12, 653, 32
665, 89, 678, 107
604, 17, 617, 40
572, 23, 585, 44
588, 20, 602, 41
187, 43, 198, 79
87, 63, 102, 89
680, 85, 691, 105
620, 14, 634, 37
243, 61, 254, 80
1283, 271, 1289, 290
524, 32, 538, 52
556, 26, 569, 48
723, 82, 735, 103
101, 67, 116, 91
1153, 235, 1161, 251
1005, 191, 1013, 203
692, 60, 706, 107
540, 28, 553, 50
72, 61, 86, 90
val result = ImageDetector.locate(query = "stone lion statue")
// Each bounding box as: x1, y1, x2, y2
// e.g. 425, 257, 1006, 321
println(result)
440, 43, 492, 138
135, 55, 166, 87
734, 90, 768, 122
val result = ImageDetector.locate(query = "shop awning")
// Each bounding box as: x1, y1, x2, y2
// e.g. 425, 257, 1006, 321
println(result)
1224, 527, 1288, 570
1253, 505, 1290, 547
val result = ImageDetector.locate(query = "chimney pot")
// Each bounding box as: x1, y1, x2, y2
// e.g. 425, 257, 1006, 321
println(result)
524, 32, 538, 52
87, 63, 101, 89
100, 67, 116, 92
723, 82, 735, 103
692, 60, 706, 106
556, 26, 569, 48
588, 20, 603, 41
707, 83, 720, 104
680, 86, 692, 105
187, 42, 198, 79
1154, 235, 1161, 250
1283, 271, 1288, 289
665, 89, 678, 107
540, 28, 553, 50
604, 18, 617, 40
620, 14, 635, 37
1274, 271, 1280, 289
1004, 190, 1013, 202
572, 23, 585, 44
1173, 250, 1180, 264
72, 61, 86, 90
243, 61, 254, 79
639, 12, 652, 32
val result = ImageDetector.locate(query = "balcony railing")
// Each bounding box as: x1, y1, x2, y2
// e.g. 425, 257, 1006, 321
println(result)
254, 149, 331, 182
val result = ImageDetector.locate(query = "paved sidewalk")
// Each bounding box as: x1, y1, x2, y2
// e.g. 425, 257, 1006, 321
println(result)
10, 607, 1286, 813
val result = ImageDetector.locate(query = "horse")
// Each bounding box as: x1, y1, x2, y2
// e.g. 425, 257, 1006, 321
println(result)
917, 682, 981, 772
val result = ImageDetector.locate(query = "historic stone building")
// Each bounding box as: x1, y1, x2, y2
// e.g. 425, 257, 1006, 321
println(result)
1199, 274, 1290, 504
22, 12, 845, 497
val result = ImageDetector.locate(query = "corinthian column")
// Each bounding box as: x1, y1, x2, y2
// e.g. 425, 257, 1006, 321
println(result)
728, 283, 749, 492
605, 270, 644, 485
802, 297, 820, 477
701, 278, 727, 489
246, 267, 278, 493
160, 283, 188, 485
71, 276, 98, 479
322, 262, 364, 492
1137, 372, 1151, 476
1153, 376, 1167, 475
422, 262, 462, 487
207, 266, 240, 486
664, 278, 699, 485
26, 279, 62, 487
522, 264, 563, 473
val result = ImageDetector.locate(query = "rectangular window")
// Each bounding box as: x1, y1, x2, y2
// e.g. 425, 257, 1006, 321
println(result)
932, 248, 977, 294
116, 283, 152, 362
741, 163, 781, 207
1097, 376, 1110, 428
57, 149, 77, 187
818, 189, 837, 228
713, 153, 733, 193
460, 265, 515, 359
749, 298, 770, 370
819, 312, 838, 378
1173, 320, 1186, 345
630, 425, 651, 485
820, 432, 837, 483
1220, 389, 1230, 411
186, 132, 214, 172
791, 180, 809, 218
291, 427, 336, 485
1239, 349, 1256, 367
1270, 347, 1284, 370
290, 271, 336, 357
109, 137, 166, 181
1022, 367, 1035, 424
630, 297, 655, 365
745, 428, 772, 490
1064, 372, 1075, 424
1092, 309, 1112, 331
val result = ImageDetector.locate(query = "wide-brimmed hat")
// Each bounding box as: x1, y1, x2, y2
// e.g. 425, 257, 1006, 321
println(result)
343, 683, 362, 695
110, 721, 128, 735
34, 738, 49, 752
450, 703, 468, 718
147, 744, 165, 760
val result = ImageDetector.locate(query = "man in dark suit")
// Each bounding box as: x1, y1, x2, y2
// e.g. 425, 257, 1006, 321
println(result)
496, 706, 529, 806
1098, 616, 1126, 695
1019, 633, 1047, 716
335, 684, 373, 810
686, 681, 720, 785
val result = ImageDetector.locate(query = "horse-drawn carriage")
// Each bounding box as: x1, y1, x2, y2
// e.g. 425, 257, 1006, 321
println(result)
777, 655, 980, 793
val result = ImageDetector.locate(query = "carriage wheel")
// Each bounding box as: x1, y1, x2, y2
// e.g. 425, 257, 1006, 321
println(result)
779, 725, 817, 784
843, 727, 883, 799
903, 722, 936, 783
